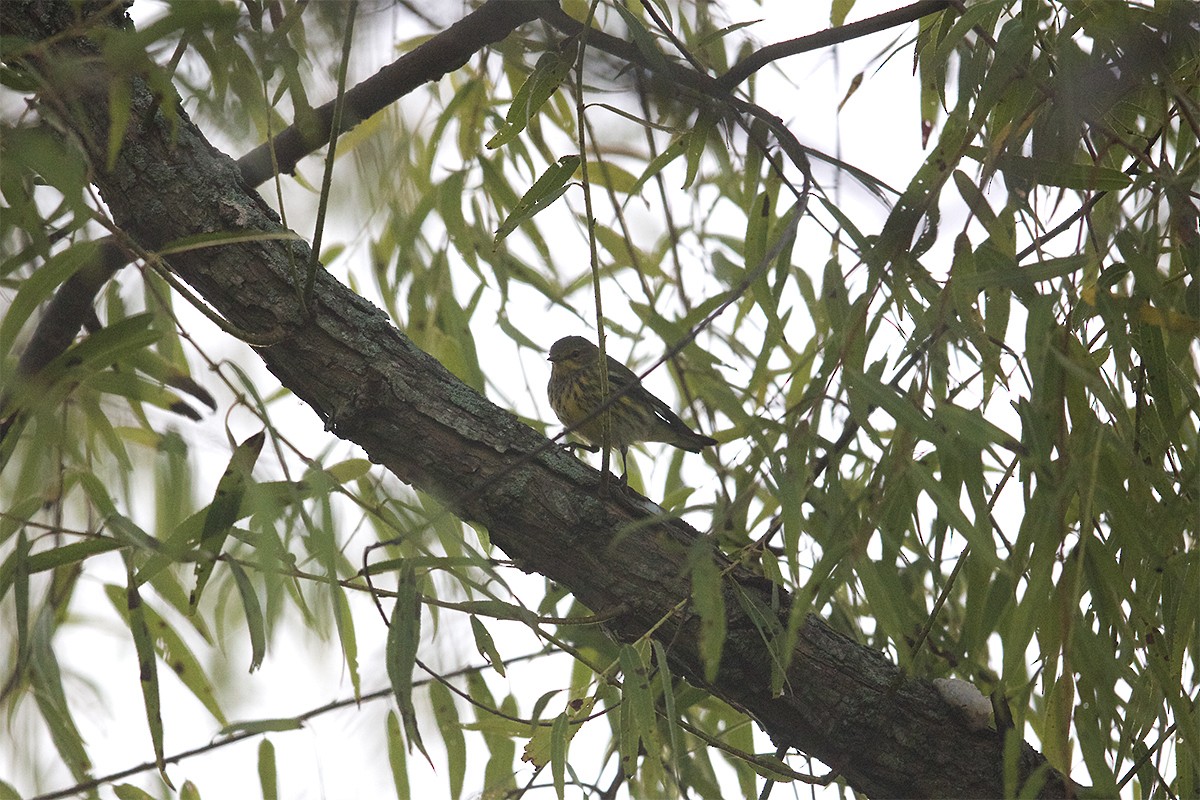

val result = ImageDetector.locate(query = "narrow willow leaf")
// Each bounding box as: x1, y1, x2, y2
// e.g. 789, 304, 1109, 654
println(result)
385, 710, 410, 800
124, 560, 166, 775
522, 694, 594, 769
1075, 685, 1121, 798
257, 738, 278, 800
386, 565, 430, 764
683, 110, 716, 190
472, 678, 518, 796
744, 190, 770, 273
730, 584, 788, 695
612, 3, 669, 73
831, 0, 856, 26
846, 369, 943, 446
958, 254, 1088, 294
157, 230, 309, 257
550, 712, 569, 800
28, 611, 91, 780
742, 755, 798, 782
324, 458, 372, 484
445, 599, 536, 624
13, 531, 29, 662
619, 644, 662, 787
104, 584, 228, 725
106, 513, 164, 555
213, 716, 304, 737
469, 616, 506, 676
179, 780, 200, 800
0, 779, 22, 800
332, 584, 361, 700
618, 689, 638, 778
934, 402, 1022, 454
1138, 324, 1178, 434
690, 544, 726, 683
84, 370, 196, 419
951, 169, 996, 225
1042, 670, 1075, 772
486, 44, 576, 149
114, 785, 156, 800
228, 561, 266, 672
191, 431, 265, 609
990, 152, 1132, 191
626, 136, 686, 200
651, 641, 683, 780
494, 155, 580, 242
429, 680, 466, 800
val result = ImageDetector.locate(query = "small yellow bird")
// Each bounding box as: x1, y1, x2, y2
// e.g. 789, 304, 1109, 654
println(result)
547, 336, 717, 477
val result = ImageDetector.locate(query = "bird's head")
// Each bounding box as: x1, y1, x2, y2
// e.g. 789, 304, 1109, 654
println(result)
547, 336, 598, 369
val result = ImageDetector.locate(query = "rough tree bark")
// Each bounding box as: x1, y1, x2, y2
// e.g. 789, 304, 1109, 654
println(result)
1, 1, 1073, 797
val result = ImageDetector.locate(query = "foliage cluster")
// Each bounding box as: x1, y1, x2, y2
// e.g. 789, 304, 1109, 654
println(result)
1, 1, 1197, 798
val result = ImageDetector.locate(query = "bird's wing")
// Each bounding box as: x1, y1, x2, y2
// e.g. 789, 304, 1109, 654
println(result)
605, 354, 680, 422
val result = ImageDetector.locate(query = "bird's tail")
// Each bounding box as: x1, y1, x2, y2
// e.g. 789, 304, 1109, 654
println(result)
654, 414, 718, 452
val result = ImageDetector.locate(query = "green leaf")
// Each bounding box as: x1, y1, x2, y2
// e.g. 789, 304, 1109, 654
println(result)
486, 45, 576, 149
625, 136, 686, 200
441, 599, 536, 623
219, 718, 304, 736
690, 544, 727, 683
494, 154, 580, 242
831, 0, 855, 26
847, 369, 942, 445
228, 561, 266, 672
325, 458, 372, 484
730, 583, 788, 694
551, 712, 569, 800
386, 565, 431, 764
332, 584, 361, 700
257, 739, 277, 800
958, 254, 1089, 295
430, 680, 466, 800
683, 109, 716, 190
612, 3, 670, 73
619, 644, 663, 788
469, 616, 506, 676
104, 583, 228, 726
114, 785, 157, 800
386, 711, 410, 800
124, 558, 166, 774
191, 431, 265, 609
521, 693, 593, 769
985, 151, 1133, 191
1042, 670, 1075, 773
28, 610, 91, 781
467, 674, 519, 795
652, 641, 683, 780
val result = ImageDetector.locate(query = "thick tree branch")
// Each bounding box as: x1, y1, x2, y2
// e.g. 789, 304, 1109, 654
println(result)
1, 2, 1074, 797
718, 0, 953, 89
1, 0, 552, 448
237, 0, 556, 186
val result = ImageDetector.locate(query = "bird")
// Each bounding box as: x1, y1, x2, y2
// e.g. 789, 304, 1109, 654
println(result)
547, 335, 717, 478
